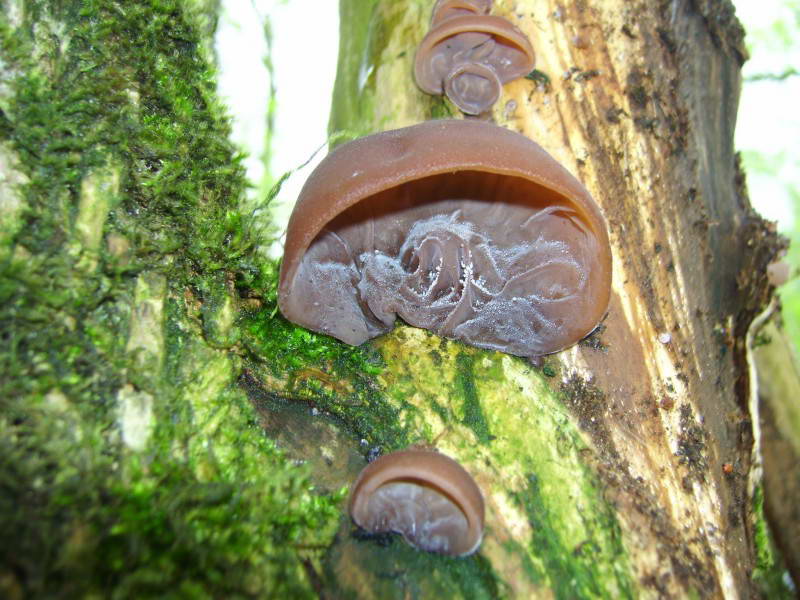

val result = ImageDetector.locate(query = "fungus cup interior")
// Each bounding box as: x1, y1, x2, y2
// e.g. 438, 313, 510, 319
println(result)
278, 120, 611, 360
348, 449, 485, 556
444, 61, 502, 115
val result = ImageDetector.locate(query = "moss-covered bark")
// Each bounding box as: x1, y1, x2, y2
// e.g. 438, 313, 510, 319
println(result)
0, 1, 340, 598
1, 0, 795, 598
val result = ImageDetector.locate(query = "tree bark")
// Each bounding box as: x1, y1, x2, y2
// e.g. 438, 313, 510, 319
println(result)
0, 0, 793, 598
281, 0, 787, 597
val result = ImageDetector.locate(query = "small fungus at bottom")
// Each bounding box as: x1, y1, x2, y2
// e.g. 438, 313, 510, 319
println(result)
348, 448, 485, 556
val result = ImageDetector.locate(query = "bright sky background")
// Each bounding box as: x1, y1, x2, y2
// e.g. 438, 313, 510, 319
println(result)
214, 0, 339, 251
214, 0, 799, 240
734, 0, 800, 228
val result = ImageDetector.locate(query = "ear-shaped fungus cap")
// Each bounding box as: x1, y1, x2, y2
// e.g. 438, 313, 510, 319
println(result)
278, 119, 612, 360
415, 15, 534, 114
348, 449, 485, 556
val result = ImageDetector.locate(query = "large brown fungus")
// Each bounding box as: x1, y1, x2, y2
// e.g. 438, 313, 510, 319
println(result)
278, 119, 612, 360
415, 8, 535, 115
348, 448, 485, 556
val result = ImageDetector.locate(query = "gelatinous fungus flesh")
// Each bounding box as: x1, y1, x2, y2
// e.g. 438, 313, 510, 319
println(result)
278, 119, 612, 360
415, 5, 535, 115
348, 448, 485, 556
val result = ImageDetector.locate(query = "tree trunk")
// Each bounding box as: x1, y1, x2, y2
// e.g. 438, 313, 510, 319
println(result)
301, 0, 788, 597
0, 0, 792, 598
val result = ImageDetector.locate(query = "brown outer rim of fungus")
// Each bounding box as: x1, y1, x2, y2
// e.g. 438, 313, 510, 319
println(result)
278, 119, 612, 342
348, 448, 486, 556
414, 14, 535, 95
430, 0, 492, 25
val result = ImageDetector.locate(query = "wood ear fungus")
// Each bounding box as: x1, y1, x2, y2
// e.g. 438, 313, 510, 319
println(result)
415, 6, 534, 115
348, 448, 485, 556
277, 119, 611, 360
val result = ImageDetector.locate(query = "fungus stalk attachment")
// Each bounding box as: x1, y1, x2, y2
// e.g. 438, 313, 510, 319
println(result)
415, 1, 534, 116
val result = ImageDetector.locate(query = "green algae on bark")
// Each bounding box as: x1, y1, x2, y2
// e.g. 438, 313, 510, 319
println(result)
255, 321, 636, 598
373, 328, 635, 598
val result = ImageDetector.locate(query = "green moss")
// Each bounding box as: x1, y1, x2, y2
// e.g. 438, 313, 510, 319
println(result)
511, 472, 633, 599
2, 1, 249, 277
0, 383, 344, 598
0, 1, 344, 596
240, 268, 407, 450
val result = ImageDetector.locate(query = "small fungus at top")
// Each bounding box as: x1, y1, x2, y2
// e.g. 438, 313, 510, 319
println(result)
348, 448, 485, 556
430, 0, 492, 25
415, 1, 535, 115
278, 119, 612, 361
